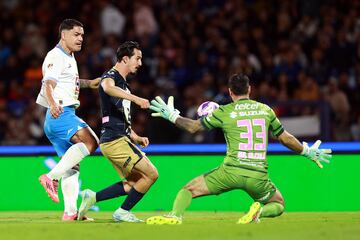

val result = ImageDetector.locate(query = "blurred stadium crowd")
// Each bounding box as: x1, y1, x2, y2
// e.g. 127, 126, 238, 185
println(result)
0, 0, 360, 145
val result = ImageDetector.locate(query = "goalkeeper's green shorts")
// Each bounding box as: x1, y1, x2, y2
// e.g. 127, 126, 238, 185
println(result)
203, 164, 277, 204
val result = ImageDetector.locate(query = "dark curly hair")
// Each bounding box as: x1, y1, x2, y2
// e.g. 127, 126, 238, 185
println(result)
116, 41, 141, 62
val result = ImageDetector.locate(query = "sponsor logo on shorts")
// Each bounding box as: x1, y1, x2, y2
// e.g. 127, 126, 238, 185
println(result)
257, 192, 271, 202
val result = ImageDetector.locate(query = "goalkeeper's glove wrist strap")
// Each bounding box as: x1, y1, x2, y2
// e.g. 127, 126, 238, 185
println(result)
169, 111, 180, 124
301, 144, 309, 156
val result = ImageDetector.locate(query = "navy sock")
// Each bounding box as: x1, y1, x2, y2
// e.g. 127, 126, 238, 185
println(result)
96, 182, 126, 202
121, 187, 144, 211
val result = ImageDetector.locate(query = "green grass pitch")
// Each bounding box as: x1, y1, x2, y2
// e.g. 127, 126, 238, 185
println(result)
0, 211, 359, 240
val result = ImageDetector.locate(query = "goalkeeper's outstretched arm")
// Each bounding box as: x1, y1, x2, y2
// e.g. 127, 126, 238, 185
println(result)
175, 117, 205, 134
277, 130, 332, 168
150, 96, 205, 133
277, 130, 303, 153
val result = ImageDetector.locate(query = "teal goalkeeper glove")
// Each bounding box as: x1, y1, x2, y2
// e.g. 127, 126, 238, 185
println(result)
150, 96, 180, 123
301, 140, 332, 168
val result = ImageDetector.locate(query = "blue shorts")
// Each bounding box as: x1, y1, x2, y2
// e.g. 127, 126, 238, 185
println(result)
44, 106, 88, 157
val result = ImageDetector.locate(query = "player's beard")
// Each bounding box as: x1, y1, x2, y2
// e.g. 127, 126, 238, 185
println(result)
129, 66, 139, 75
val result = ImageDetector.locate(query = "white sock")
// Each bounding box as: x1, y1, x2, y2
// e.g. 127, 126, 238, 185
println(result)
62, 169, 79, 216
47, 142, 89, 180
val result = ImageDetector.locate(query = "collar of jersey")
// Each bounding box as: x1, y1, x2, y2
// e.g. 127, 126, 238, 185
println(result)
109, 68, 129, 87
56, 44, 73, 57
111, 67, 119, 74
236, 98, 250, 102
111, 68, 127, 80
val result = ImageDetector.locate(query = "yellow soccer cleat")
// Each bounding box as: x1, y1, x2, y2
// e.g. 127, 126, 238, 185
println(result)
146, 213, 182, 225
237, 202, 262, 224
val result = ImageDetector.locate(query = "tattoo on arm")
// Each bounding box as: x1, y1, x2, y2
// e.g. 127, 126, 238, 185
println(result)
80, 79, 90, 88
175, 117, 204, 134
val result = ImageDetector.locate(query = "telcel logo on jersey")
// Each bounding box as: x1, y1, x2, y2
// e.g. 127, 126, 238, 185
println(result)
235, 103, 259, 110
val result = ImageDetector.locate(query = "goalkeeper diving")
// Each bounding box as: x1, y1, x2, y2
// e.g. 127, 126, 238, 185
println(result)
146, 73, 332, 225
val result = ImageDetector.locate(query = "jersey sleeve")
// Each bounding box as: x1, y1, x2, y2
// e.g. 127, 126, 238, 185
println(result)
200, 107, 223, 130
42, 51, 64, 82
101, 74, 129, 107
268, 108, 284, 137
100, 74, 118, 106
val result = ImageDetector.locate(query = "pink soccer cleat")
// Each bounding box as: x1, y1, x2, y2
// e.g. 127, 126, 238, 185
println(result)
39, 174, 59, 203
62, 212, 78, 221
62, 212, 94, 221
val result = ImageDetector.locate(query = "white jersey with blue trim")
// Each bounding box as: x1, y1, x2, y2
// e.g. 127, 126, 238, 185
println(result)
36, 44, 80, 108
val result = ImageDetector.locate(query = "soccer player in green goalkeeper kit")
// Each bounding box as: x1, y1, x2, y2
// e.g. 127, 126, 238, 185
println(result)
146, 73, 332, 224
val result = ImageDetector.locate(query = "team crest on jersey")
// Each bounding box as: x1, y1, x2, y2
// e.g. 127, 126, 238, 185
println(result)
102, 116, 109, 123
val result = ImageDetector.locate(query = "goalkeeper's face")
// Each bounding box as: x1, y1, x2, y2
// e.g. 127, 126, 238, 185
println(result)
128, 48, 142, 74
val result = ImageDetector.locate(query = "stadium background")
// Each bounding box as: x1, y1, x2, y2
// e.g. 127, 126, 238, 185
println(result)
0, 0, 359, 214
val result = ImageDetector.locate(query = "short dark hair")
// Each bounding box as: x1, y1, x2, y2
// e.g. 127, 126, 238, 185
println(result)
228, 73, 250, 95
116, 41, 141, 62
59, 19, 83, 36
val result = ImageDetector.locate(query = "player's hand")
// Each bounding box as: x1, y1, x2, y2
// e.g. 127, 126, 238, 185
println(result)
135, 97, 150, 109
89, 78, 101, 89
150, 96, 180, 123
301, 140, 332, 168
50, 103, 64, 119
136, 137, 149, 148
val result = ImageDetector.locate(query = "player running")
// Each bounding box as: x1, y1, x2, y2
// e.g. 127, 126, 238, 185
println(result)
36, 19, 100, 220
77, 41, 158, 223
146, 73, 332, 224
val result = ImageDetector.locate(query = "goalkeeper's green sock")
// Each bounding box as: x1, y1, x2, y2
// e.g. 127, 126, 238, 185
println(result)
260, 202, 284, 218
172, 189, 192, 217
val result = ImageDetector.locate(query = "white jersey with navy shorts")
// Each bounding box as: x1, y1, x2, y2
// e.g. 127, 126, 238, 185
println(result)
36, 44, 88, 157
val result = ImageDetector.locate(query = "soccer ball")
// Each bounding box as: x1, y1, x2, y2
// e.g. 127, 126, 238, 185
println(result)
197, 101, 219, 117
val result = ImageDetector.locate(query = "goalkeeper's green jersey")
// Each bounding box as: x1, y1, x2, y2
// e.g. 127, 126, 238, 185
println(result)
201, 98, 284, 179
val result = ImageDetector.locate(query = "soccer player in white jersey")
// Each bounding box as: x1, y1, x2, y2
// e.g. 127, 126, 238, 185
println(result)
36, 19, 100, 221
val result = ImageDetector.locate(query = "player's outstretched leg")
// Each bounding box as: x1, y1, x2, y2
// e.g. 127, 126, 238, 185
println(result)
78, 189, 97, 221
112, 156, 158, 223
146, 188, 191, 225
147, 175, 212, 225
237, 202, 262, 224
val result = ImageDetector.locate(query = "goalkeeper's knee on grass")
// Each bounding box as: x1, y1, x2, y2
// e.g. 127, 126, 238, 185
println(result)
261, 202, 284, 218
